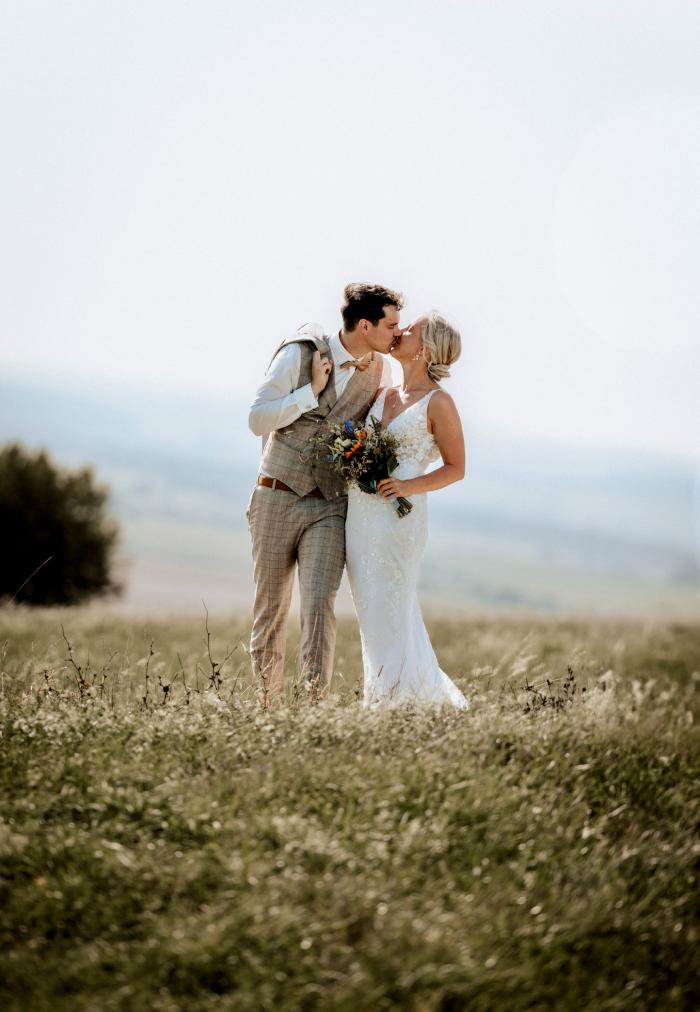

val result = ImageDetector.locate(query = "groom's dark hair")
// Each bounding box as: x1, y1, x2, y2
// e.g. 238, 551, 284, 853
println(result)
341, 282, 404, 332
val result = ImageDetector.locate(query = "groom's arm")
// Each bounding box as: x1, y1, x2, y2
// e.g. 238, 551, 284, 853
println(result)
248, 343, 318, 437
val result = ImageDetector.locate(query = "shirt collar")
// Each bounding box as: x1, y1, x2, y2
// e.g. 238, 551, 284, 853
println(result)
328, 330, 356, 368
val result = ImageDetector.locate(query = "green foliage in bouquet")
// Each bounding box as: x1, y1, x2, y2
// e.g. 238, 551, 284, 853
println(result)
312, 417, 413, 517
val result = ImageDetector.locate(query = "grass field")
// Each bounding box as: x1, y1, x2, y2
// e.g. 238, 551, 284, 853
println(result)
1, 607, 698, 1010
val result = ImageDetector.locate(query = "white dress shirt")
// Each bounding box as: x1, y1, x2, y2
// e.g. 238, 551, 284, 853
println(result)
248, 330, 393, 469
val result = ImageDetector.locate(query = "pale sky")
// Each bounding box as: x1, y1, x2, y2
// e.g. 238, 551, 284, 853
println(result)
2, 0, 699, 459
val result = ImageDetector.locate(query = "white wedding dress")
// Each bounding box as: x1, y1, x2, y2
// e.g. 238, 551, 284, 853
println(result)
345, 388, 469, 709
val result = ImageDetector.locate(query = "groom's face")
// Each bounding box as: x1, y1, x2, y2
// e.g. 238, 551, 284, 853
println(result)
362, 305, 401, 354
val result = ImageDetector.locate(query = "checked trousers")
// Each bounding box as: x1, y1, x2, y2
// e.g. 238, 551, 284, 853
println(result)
246, 484, 347, 701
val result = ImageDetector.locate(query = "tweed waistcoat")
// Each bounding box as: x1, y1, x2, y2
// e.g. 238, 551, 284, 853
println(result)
260, 329, 383, 499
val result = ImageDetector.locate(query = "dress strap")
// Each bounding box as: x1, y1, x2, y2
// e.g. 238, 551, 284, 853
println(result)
374, 386, 390, 419
422, 389, 440, 437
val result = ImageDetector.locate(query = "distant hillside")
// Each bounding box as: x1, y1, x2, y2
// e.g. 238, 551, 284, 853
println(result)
1, 371, 698, 617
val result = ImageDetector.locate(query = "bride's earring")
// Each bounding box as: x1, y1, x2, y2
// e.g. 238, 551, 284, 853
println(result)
412, 345, 424, 361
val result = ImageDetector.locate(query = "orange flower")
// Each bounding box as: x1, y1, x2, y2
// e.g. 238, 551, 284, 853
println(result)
344, 437, 365, 459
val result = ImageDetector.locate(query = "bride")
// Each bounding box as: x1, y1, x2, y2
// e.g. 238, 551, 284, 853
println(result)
345, 312, 469, 709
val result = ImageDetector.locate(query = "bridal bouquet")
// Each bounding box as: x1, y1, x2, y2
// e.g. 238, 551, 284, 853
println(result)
313, 416, 413, 517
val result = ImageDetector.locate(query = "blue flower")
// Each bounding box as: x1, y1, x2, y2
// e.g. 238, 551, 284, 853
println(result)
343, 420, 355, 436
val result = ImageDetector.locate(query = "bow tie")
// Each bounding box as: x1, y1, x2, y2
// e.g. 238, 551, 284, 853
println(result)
339, 357, 370, 372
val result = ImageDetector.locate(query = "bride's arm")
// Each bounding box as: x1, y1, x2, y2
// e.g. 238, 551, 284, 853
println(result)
377, 391, 465, 498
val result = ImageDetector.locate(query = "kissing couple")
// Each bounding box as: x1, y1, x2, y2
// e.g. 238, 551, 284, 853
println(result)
247, 282, 468, 709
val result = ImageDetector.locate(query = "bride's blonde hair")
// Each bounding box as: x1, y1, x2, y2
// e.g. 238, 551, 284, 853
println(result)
421, 312, 461, 383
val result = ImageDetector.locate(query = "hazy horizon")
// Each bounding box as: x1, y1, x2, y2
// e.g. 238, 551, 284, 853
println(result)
2, 369, 698, 619
3, 360, 700, 472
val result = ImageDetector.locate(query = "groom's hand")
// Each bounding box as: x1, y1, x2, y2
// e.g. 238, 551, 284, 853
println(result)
311, 351, 332, 397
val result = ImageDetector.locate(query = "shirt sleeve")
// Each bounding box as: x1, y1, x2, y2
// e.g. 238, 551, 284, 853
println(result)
248, 343, 319, 437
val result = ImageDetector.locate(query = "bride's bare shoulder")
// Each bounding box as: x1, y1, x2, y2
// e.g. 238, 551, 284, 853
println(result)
427, 388, 457, 412
427, 388, 461, 429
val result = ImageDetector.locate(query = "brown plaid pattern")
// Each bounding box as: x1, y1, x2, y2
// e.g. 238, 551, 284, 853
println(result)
247, 485, 346, 701
260, 334, 383, 499
248, 329, 383, 701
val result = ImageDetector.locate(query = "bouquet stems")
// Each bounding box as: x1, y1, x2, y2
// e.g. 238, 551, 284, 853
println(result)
358, 480, 413, 518
393, 495, 413, 518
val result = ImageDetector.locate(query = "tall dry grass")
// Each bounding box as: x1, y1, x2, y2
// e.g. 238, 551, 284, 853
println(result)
0, 608, 698, 1010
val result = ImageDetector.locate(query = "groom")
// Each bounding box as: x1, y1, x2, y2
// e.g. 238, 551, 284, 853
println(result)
247, 282, 402, 702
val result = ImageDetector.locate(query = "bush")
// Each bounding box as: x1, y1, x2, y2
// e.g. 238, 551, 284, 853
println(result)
0, 442, 121, 606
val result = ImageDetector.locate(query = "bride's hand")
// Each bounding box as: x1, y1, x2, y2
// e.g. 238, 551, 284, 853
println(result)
377, 477, 411, 499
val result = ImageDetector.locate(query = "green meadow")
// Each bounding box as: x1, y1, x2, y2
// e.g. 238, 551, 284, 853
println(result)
1, 608, 698, 1010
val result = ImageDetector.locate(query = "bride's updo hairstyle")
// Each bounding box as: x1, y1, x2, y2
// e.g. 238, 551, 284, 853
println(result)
421, 312, 461, 383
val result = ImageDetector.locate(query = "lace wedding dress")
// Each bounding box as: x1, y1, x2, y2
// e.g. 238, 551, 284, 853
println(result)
345, 388, 469, 709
